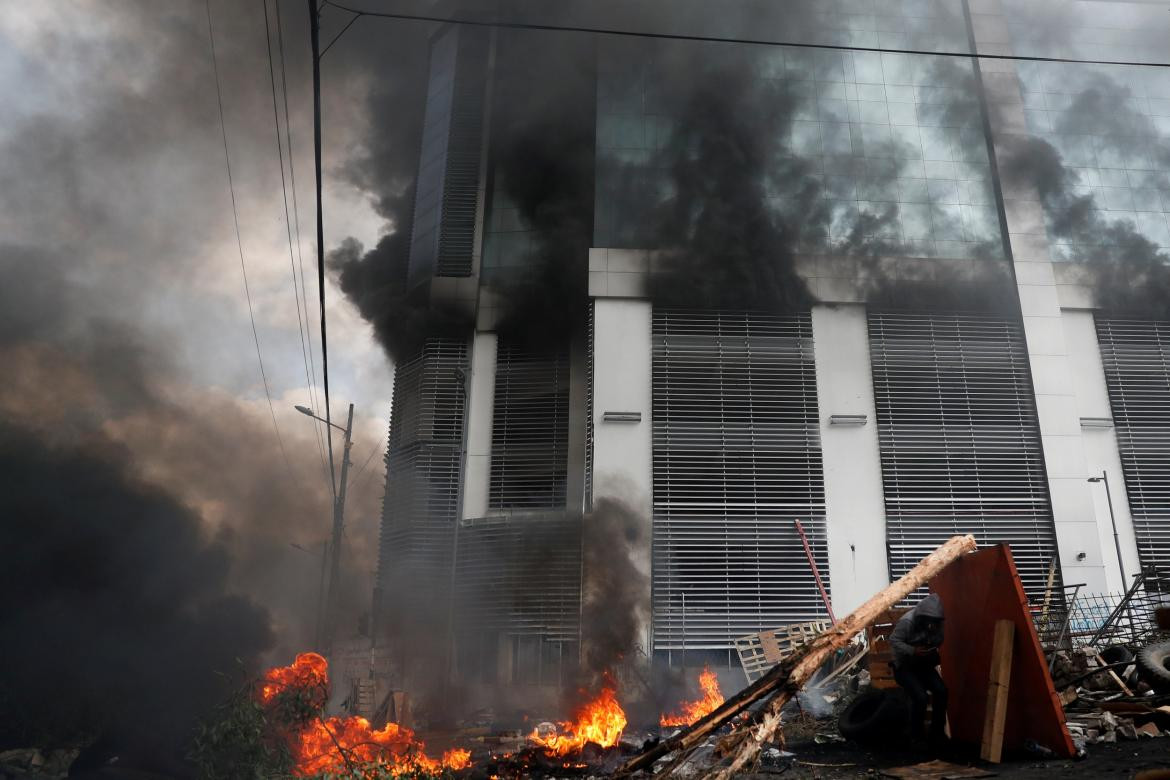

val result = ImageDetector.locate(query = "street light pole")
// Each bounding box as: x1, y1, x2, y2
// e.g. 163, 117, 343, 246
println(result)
1089, 470, 1127, 587
323, 403, 355, 652
296, 403, 355, 653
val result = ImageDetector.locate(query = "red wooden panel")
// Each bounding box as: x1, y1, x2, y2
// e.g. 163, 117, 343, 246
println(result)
929, 544, 1075, 758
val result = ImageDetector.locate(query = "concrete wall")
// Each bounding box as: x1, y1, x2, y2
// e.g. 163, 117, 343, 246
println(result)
1062, 309, 1142, 592
590, 298, 654, 650
811, 304, 890, 614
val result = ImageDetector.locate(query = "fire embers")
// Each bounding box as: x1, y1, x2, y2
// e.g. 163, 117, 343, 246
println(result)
527, 684, 628, 756
660, 666, 725, 728
258, 653, 470, 777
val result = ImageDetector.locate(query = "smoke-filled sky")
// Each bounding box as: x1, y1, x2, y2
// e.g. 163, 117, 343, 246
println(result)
0, 0, 437, 758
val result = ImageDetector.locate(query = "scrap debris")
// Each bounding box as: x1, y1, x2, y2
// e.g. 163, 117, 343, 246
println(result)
616, 534, 978, 779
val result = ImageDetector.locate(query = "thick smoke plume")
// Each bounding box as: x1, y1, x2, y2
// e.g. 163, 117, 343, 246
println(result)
0, 2, 388, 764
0, 422, 272, 766
640, 43, 815, 312
580, 498, 650, 681
1001, 72, 1170, 318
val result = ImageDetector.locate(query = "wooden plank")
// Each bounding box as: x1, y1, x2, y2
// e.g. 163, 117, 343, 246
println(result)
1094, 651, 1134, 696
981, 619, 1015, 763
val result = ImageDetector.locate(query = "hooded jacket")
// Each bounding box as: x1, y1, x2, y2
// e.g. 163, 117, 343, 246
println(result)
888, 593, 944, 667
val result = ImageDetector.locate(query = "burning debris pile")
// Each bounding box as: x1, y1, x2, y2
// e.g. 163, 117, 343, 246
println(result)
258, 653, 470, 777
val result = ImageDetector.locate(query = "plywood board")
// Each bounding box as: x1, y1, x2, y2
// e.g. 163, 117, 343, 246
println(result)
930, 544, 1075, 758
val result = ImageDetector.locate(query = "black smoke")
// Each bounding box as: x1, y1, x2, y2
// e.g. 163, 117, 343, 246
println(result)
640, 43, 815, 313
580, 498, 649, 681
1001, 72, 1170, 318
0, 423, 273, 768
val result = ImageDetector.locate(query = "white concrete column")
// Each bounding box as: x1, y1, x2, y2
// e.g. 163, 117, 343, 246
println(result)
462, 331, 497, 520
811, 304, 890, 614
1062, 310, 1142, 592
972, 5, 1108, 592
591, 298, 653, 650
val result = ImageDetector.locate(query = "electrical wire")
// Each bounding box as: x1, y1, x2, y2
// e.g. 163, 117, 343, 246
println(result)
308, 0, 338, 499
349, 438, 385, 488
205, 0, 295, 476
322, 0, 1170, 70
320, 8, 360, 59
264, 0, 334, 496
275, 0, 333, 496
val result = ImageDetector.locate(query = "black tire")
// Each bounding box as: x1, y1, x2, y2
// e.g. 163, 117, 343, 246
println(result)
1136, 641, 1170, 691
839, 689, 909, 743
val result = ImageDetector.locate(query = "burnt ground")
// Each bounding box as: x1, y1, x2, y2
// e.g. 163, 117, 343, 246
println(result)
741, 736, 1170, 779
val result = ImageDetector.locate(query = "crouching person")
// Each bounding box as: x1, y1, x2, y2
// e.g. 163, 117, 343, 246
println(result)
889, 593, 948, 746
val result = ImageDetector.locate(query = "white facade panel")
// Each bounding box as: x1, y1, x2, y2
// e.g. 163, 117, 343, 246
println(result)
462, 332, 497, 519
811, 305, 889, 614
591, 298, 654, 651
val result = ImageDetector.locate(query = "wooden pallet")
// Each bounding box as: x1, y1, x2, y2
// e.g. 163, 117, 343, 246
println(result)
866, 607, 909, 689
735, 621, 832, 683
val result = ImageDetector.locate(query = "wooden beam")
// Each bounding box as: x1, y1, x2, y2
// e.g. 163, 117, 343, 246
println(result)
980, 619, 1015, 763
615, 534, 977, 778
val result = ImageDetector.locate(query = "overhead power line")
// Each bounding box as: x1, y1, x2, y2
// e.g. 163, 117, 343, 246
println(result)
308, 0, 337, 498
263, 0, 334, 496
321, 0, 1170, 70
204, 0, 295, 476
275, 0, 333, 497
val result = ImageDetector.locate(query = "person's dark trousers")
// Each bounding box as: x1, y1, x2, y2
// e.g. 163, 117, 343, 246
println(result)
894, 660, 948, 741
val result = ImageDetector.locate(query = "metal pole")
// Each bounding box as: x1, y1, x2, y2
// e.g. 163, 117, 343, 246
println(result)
1101, 471, 1128, 586
795, 519, 836, 624
322, 403, 354, 652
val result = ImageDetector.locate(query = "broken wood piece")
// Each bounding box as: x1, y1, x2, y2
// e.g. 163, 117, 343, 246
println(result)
652, 534, 978, 780
1094, 651, 1134, 696
981, 619, 1015, 763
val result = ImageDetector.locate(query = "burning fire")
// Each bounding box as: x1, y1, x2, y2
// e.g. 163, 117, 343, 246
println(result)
660, 666, 724, 727
528, 685, 627, 756
259, 653, 470, 777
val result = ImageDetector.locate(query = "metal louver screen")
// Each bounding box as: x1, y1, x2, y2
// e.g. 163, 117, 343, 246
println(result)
489, 340, 570, 509
437, 28, 488, 277
652, 310, 829, 651
377, 338, 468, 597
868, 312, 1059, 597
455, 513, 582, 642
1096, 317, 1170, 574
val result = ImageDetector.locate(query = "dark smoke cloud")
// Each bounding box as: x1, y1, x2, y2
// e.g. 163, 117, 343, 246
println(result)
1001, 71, 1170, 318
0, 2, 392, 762
0, 422, 273, 765
640, 43, 815, 313
580, 498, 649, 681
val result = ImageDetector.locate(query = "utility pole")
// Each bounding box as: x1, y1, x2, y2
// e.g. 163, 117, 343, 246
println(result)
323, 403, 355, 652
295, 403, 355, 652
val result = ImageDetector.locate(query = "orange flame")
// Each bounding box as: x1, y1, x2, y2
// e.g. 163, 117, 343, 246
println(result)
528, 685, 627, 756
260, 652, 329, 706
258, 654, 470, 777
659, 666, 724, 727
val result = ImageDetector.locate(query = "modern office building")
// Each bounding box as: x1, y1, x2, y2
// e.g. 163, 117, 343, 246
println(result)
374, 0, 1170, 685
